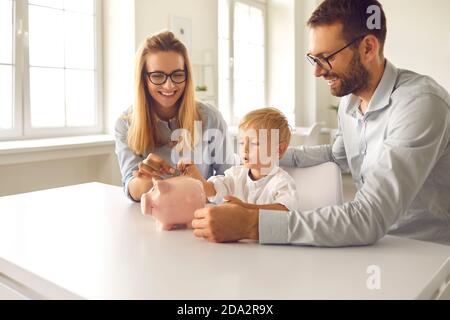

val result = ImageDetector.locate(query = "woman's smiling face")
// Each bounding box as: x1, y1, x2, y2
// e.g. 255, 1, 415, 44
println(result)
145, 51, 186, 114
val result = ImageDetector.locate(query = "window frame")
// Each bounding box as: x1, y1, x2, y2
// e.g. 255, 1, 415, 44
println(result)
0, 0, 19, 138
219, 0, 267, 126
0, 0, 103, 141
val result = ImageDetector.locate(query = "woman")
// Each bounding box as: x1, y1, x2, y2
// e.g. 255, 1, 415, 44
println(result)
115, 31, 235, 201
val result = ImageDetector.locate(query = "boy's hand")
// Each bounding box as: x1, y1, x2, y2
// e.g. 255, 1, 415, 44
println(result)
224, 195, 251, 208
177, 160, 206, 183
223, 196, 287, 211
178, 160, 217, 198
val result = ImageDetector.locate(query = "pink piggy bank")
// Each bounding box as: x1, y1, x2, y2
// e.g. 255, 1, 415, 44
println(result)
140, 176, 206, 230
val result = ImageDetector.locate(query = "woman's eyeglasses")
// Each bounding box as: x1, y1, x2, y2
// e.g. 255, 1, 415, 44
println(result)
146, 70, 187, 85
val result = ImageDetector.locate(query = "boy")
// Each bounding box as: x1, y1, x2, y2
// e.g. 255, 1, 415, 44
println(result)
181, 108, 298, 212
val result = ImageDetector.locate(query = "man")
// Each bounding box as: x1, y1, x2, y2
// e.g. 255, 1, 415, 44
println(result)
192, 0, 450, 246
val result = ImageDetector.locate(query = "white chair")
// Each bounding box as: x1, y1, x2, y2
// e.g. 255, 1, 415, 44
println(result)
290, 123, 323, 147
303, 122, 322, 146
283, 162, 344, 211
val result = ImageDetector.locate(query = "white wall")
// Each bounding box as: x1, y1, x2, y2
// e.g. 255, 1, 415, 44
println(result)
267, 0, 296, 124
381, 0, 450, 92
267, 0, 336, 131
0, 151, 121, 197
134, 0, 219, 107
294, 0, 336, 129
134, 0, 218, 63
103, 0, 136, 134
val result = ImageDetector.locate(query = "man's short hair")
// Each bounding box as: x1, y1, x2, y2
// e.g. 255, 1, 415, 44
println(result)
308, 0, 387, 52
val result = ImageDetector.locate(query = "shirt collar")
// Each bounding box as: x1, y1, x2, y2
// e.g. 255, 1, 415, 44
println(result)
345, 60, 398, 117
156, 115, 179, 131
246, 165, 280, 189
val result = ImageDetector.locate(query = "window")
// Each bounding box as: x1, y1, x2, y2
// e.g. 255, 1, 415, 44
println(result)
218, 0, 266, 125
0, 0, 14, 131
0, 0, 101, 140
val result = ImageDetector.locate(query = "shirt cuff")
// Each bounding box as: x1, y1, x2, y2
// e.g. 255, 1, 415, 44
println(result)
206, 176, 225, 203
273, 196, 298, 212
259, 210, 290, 244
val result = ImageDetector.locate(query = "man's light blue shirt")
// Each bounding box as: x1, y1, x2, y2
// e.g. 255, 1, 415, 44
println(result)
262, 60, 450, 246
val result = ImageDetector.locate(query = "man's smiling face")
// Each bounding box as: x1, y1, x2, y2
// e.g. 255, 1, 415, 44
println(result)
308, 23, 370, 97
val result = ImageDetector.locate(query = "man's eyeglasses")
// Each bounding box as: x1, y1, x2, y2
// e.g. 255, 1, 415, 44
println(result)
146, 70, 187, 85
306, 35, 366, 72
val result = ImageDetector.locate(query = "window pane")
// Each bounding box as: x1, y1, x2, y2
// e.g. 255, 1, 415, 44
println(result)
218, 38, 230, 79
234, 42, 250, 81
28, 1, 97, 131
250, 7, 264, 46
29, 5, 64, 67
218, 0, 229, 39
233, 80, 248, 119
65, 70, 96, 127
28, 0, 63, 9
30, 67, 65, 128
252, 44, 264, 82
0, 0, 13, 64
0, 65, 13, 129
234, 80, 264, 119
64, 0, 94, 14
234, 2, 249, 43
232, 1, 266, 121
218, 78, 230, 121
65, 12, 94, 69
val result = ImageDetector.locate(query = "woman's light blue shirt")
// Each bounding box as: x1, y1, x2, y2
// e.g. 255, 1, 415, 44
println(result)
114, 102, 237, 201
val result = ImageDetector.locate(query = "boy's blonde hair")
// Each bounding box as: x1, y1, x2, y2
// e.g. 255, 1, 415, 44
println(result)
239, 107, 292, 147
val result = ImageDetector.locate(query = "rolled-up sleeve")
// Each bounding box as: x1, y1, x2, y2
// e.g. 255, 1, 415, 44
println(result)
272, 177, 299, 212
207, 168, 237, 203
114, 116, 144, 201
260, 94, 450, 247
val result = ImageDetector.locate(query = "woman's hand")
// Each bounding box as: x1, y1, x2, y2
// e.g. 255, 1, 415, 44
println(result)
138, 153, 176, 179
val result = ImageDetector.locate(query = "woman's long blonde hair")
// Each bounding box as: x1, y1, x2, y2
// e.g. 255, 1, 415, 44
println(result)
127, 31, 199, 156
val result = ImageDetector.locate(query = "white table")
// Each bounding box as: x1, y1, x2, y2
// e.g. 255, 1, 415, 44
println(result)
0, 182, 449, 300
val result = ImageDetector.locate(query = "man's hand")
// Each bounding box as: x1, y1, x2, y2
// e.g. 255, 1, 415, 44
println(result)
192, 203, 259, 243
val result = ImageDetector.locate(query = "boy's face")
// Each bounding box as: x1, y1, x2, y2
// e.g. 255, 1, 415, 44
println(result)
238, 127, 279, 170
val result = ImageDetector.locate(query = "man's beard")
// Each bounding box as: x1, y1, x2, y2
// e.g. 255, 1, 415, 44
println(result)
328, 52, 370, 97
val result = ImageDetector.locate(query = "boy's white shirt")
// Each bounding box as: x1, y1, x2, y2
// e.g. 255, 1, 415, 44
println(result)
207, 165, 299, 212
